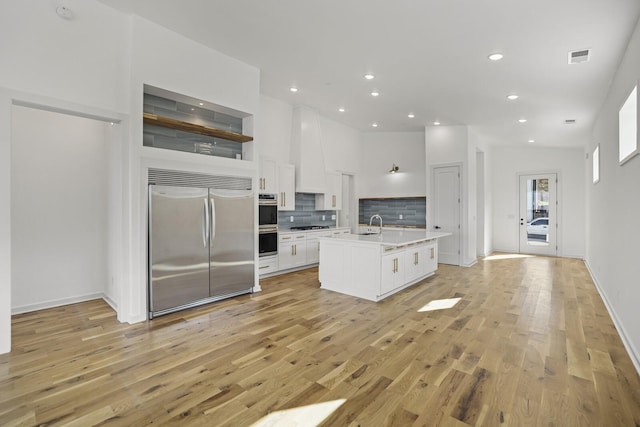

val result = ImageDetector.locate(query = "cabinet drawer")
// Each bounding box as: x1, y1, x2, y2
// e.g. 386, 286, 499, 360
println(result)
258, 255, 278, 275
280, 233, 306, 242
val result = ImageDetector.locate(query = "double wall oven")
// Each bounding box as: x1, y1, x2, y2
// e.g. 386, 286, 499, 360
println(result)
258, 194, 278, 256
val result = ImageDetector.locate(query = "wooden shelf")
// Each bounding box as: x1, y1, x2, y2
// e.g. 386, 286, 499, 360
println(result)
143, 113, 253, 143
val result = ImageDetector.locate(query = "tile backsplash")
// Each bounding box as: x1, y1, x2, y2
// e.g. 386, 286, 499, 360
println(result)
278, 193, 336, 229
359, 197, 426, 227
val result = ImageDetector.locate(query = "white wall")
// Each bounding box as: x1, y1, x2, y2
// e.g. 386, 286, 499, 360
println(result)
586, 17, 640, 371
359, 131, 425, 198
490, 146, 585, 258
259, 95, 293, 163
0, 1, 129, 113
11, 106, 109, 312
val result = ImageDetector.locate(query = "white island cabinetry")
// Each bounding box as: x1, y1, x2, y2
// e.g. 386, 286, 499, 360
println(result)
318, 230, 449, 302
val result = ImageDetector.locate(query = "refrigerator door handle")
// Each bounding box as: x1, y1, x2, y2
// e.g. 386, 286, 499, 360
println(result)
210, 197, 216, 245
203, 197, 209, 247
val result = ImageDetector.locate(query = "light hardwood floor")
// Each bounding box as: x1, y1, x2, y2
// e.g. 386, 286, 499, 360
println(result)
1, 255, 639, 426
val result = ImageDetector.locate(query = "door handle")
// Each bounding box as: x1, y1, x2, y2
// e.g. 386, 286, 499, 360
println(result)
203, 198, 209, 247
209, 197, 216, 245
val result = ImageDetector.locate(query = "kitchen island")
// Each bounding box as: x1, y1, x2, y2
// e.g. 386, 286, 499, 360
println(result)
318, 229, 451, 302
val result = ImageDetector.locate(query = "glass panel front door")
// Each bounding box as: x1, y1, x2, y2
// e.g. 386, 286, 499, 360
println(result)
519, 174, 557, 256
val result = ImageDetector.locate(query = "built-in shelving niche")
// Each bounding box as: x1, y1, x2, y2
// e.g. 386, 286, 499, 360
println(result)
143, 85, 253, 159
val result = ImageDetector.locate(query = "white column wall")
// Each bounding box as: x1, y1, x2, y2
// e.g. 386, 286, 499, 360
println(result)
586, 17, 640, 371
425, 125, 477, 266
358, 132, 425, 198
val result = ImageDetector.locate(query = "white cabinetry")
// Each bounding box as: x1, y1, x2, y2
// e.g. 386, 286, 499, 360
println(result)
381, 246, 405, 295
259, 158, 277, 193
316, 171, 342, 210
276, 228, 351, 273
319, 235, 442, 302
404, 243, 428, 283
278, 163, 296, 211
278, 233, 307, 270
258, 255, 278, 276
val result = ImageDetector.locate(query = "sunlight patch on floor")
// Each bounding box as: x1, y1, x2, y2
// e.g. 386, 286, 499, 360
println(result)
484, 253, 536, 261
418, 297, 461, 313
250, 399, 346, 427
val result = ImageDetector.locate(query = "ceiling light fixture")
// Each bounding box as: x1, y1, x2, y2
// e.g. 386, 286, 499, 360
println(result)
372, 123, 378, 128
528, 139, 535, 143
488, 53, 504, 61
364, 74, 375, 80
518, 118, 527, 123
507, 94, 519, 100
408, 113, 415, 118
199, 102, 204, 106
389, 164, 399, 174
371, 91, 380, 97
338, 107, 345, 112
290, 87, 298, 93
433, 121, 441, 126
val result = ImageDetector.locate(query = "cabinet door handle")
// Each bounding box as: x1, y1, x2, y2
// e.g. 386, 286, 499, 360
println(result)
415, 252, 418, 265
430, 248, 435, 259
259, 265, 269, 269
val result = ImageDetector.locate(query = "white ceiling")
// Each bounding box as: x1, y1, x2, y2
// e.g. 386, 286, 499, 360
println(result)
97, 0, 640, 148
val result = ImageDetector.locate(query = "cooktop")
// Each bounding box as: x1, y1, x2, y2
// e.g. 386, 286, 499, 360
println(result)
289, 225, 330, 230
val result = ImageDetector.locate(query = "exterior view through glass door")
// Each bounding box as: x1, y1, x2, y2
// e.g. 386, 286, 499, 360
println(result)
519, 173, 557, 256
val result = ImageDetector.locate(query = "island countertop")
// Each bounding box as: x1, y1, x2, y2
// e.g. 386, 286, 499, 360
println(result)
319, 229, 451, 247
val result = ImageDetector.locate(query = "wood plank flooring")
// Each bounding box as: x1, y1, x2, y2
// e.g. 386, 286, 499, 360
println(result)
1, 255, 639, 426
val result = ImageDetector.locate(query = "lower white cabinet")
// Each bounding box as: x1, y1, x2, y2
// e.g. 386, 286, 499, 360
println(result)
278, 233, 307, 270
319, 237, 440, 302
275, 228, 350, 273
258, 255, 278, 276
381, 246, 405, 295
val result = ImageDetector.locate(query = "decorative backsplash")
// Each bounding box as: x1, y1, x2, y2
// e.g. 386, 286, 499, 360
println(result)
359, 197, 426, 228
278, 193, 337, 229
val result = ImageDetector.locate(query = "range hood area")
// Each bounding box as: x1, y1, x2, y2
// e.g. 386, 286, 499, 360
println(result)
290, 106, 328, 194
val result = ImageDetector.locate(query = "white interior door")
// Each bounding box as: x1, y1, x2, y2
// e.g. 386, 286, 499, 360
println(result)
519, 174, 557, 256
433, 165, 461, 265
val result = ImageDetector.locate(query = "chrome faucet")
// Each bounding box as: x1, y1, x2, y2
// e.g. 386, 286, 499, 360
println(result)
369, 214, 383, 232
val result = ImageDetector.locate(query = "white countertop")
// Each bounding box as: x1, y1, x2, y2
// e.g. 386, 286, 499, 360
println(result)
319, 229, 451, 247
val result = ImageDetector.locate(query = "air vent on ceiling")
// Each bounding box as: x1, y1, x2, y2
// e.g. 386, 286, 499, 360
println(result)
568, 49, 590, 64
565, 119, 577, 124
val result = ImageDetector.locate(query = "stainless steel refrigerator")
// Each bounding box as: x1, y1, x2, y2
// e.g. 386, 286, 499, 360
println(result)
148, 185, 255, 318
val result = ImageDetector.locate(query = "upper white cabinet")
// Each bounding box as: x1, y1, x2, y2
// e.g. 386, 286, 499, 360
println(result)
259, 158, 277, 193
278, 163, 295, 211
291, 106, 327, 193
316, 171, 342, 210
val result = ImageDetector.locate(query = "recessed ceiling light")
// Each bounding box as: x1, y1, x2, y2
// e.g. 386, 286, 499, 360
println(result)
372, 123, 378, 128
371, 91, 380, 97
433, 121, 441, 126
338, 107, 345, 112
507, 94, 519, 100
528, 139, 535, 143
364, 74, 375, 80
199, 102, 204, 106
518, 118, 527, 123
290, 87, 298, 93
408, 113, 415, 118
190, 108, 195, 111
488, 53, 504, 61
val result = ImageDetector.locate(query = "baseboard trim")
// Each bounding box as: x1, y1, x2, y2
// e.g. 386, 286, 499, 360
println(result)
584, 260, 640, 376
102, 293, 118, 311
461, 259, 478, 268
12, 292, 105, 315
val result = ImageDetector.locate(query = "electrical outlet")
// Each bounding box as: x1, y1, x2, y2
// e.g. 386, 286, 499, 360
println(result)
290, 216, 294, 222
331, 214, 336, 220
322, 215, 326, 221
399, 214, 403, 219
